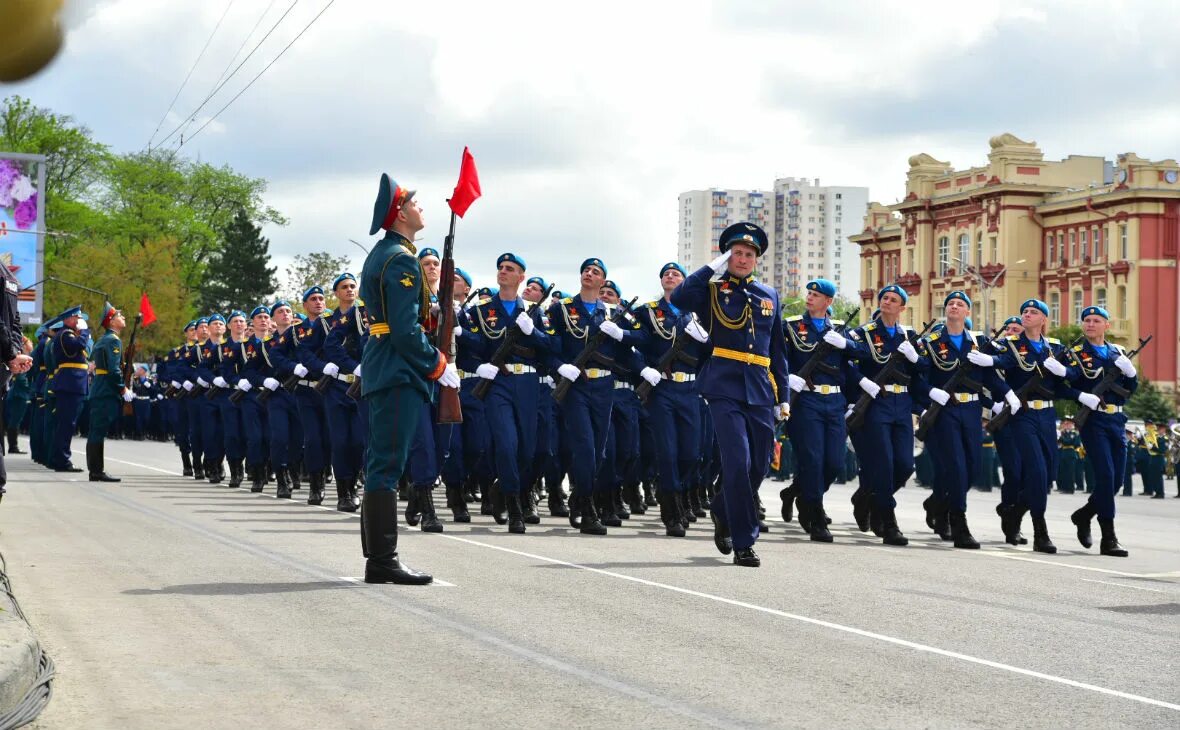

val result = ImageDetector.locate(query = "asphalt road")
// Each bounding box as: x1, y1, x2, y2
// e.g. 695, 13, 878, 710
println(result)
2, 436, 1179, 729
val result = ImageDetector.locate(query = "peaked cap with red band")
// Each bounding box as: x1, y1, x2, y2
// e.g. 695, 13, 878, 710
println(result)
370, 173, 416, 236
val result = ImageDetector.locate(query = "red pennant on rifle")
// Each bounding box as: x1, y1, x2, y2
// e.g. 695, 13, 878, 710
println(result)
139, 292, 157, 327
448, 147, 481, 218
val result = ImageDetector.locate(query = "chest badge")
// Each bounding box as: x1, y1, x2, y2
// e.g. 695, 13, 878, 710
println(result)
487, 309, 499, 327
400, 273, 415, 288
760, 299, 773, 318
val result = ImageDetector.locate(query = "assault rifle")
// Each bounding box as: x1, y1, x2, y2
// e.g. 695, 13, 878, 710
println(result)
634, 314, 701, 405
1073, 335, 1152, 429
121, 312, 143, 417
845, 319, 935, 432
986, 334, 1085, 434
786, 308, 857, 409
552, 296, 638, 405
914, 325, 1002, 442
472, 284, 554, 401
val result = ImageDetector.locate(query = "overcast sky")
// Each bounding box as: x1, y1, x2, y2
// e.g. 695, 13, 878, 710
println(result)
8, 0, 1180, 300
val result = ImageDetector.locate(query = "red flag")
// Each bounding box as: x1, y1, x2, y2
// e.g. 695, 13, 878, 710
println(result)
139, 292, 157, 327
448, 147, 481, 218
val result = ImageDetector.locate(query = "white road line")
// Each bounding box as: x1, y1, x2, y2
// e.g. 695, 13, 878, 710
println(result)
1079, 578, 1173, 594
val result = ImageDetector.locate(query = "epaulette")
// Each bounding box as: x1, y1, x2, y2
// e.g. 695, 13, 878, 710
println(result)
785, 315, 802, 323
1006, 335, 1019, 341
647, 300, 661, 308
1073, 344, 1083, 352
969, 330, 981, 337
1047, 337, 1061, 345
831, 319, 845, 327
928, 332, 941, 342
561, 297, 573, 304
863, 322, 875, 331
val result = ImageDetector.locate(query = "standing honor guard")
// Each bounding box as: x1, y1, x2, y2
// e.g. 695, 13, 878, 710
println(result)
50, 306, 89, 473
1063, 305, 1137, 556
87, 303, 134, 481
671, 222, 789, 568
358, 173, 460, 584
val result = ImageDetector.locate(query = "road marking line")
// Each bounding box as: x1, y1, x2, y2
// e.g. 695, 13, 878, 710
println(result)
1079, 578, 1172, 594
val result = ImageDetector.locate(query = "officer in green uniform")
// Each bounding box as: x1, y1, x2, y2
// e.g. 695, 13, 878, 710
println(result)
5, 370, 32, 454
1057, 418, 1081, 494
87, 302, 133, 481
358, 173, 460, 585
1141, 421, 1167, 498
975, 424, 999, 491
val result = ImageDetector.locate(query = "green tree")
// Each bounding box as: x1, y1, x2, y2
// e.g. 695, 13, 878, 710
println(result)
1126, 376, 1177, 423
196, 208, 278, 315
284, 251, 351, 311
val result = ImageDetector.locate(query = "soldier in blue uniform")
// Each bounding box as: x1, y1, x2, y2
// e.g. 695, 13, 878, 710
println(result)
193, 314, 227, 484
596, 279, 644, 525
988, 315, 1026, 543
177, 318, 208, 479
322, 273, 367, 512
671, 222, 789, 567
439, 268, 479, 522
291, 285, 335, 505
258, 301, 305, 498
1063, 305, 1136, 556
524, 276, 568, 517
161, 322, 195, 475
50, 306, 89, 472
968, 298, 1078, 553
236, 306, 273, 492
634, 261, 710, 537
86, 302, 134, 482
781, 279, 849, 542
27, 322, 53, 464
215, 311, 249, 488
130, 365, 154, 440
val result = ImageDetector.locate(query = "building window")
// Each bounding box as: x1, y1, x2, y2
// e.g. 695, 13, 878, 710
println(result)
1056, 233, 1064, 266
1117, 285, 1127, 318
1049, 292, 1061, 325
867, 259, 874, 288
975, 231, 984, 265
907, 249, 915, 273
1093, 226, 1102, 261
1119, 224, 1128, 259
1046, 234, 1055, 266
938, 236, 949, 275
1096, 287, 1107, 310
1080, 229, 1088, 263
990, 236, 998, 262
1071, 289, 1083, 322
958, 233, 970, 268
1068, 230, 1076, 265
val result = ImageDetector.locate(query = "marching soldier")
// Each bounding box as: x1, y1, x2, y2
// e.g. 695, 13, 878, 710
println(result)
293, 285, 334, 504
50, 306, 89, 472
440, 268, 480, 522
216, 311, 249, 488
671, 222, 789, 567
259, 300, 305, 498
86, 302, 134, 481
193, 314, 227, 484
323, 274, 367, 512
236, 306, 273, 493
524, 275, 568, 517
989, 315, 1027, 544
162, 322, 197, 476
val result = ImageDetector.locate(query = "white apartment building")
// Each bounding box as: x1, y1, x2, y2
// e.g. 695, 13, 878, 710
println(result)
678, 189, 773, 273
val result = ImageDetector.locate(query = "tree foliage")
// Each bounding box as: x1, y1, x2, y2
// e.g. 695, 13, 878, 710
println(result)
196, 208, 279, 315
284, 251, 351, 312
1126, 376, 1177, 423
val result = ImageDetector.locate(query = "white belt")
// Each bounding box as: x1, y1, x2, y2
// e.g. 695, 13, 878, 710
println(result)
584, 368, 612, 379
953, 392, 979, 403
1095, 404, 1123, 414
880, 384, 908, 394
614, 382, 634, 391
333, 373, 357, 383
459, 370, 478, 380
1026, 399, 1054, 410
662, 372, 696, 383
805, 384, 841, 395
540, 376, 554, 386
134, 396, 150, 401
501, 363, 536, 375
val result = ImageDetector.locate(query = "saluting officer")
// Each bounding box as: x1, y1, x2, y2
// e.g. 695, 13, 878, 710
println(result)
50, 306, 89, 472
86, 302, 134, 482
671, 222, 789, 568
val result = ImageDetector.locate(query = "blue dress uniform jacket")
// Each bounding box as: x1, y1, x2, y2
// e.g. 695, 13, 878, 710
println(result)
51, 327, 90, 468
322, 305, 368, 484
1064, 341, 1138, 521
290, 315, 333, 475
235, 336, 269, 469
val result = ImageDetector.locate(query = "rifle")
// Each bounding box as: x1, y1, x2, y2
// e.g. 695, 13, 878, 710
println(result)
433, 210, 462, 424
786, 308, 858, 409
472, 284, 554, 401
634, 313, 701, 405
914, 325, 1001, 442
121, 312, 143, 416
986, 334, 1085, 434
1073, 335, 1152, 429
552, 296, 638, 405
845, 319, 936, 432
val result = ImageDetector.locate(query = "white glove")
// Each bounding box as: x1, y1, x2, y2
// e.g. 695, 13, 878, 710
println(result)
640, 366, 662, 387
438, 363, 461, 389
788, 374, 806, 393
929, 387, 950, 406
1004, 389, 1022, 414
557, 363, 581, 382
845, 404, 855, 418
859, 377, 881, 399
237, 379, 252, 392
453, 325, 462, 339
1078, 392, 1101, 410
156, 394, 164, 401
991, 402, 1004, 416
182, 381, 194, 392
352, 365, 361, 377
1114, 354, 1136, 378
897, 340, 919, 364
1043, 357, 1066, 377
823, 330, 848, 349
515, 312, 535, 336
122, 390, 134, 403
322, 362, 340, 377
476, 363, 499, 380
708, 250, 732, 275
293, 363, 309, 377
213, 376, 228, 388
196, 377, 209, 387
967, 350, 994, 367
775, 402, 790, 421
600, 320, 625, 342
263, 377, 280, 391
170, 381, 180, 389
684, 319, 709, 343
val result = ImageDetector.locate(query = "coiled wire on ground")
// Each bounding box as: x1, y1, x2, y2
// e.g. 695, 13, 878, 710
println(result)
0, 551, 54, 730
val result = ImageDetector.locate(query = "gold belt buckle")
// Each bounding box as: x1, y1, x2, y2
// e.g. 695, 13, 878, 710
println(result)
955, 393, 971, 403
817, 384, 831, 395
671, 372, 689, 383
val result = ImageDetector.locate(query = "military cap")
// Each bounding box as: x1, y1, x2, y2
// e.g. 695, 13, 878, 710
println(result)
1020, 298, 1049, 317
99, 301, 120, 329
456, 268, 473, 287
271, 299, 292, 313
718, 222, 768, 256
551, 290, 565, 300
497, 252, 527, 271
208, 313, 226, 325
660, 262, 687, 278
183, 320, 197, 332
58, 305, 83, 320
250, 305, 271, 319
806, 279, 837, 298
369, 173, 415, 236
49, 319, 65, 331
1003, 315, 1022, 327
228, 310, 247, 322
1080, 305, 1109, 321
418, 247, 440, 261
602, 280, 621, 297
580, 258, 607, 276
302, 285, 325, 302
195, 316, 210, 326
944, 290, 971, 308
332, 272, 357, 290
879, 284, 908, 305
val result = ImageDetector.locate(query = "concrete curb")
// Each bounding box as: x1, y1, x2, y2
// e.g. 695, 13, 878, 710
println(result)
0, 555, 47, 728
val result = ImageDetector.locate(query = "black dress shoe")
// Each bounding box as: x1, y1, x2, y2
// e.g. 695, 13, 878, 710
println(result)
851, 489, 871, 533
1071, 504, 1095, 549
711, 511, 732, 555
779, 485, 795, 523
733, 547, 760, 567
89, 472, 121, 483
55, 464, 83, 473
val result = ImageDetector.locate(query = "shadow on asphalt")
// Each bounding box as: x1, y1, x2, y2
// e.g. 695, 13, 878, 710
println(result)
123, 581, 355, 596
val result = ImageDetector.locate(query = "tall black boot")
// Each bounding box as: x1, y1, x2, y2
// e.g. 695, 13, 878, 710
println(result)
597, 492, 622, 527
1070, 502, 1096, 549
228, 459, 244, 488
851, 488, 871, 533
710, 509, 732, 555
796, 494, 812, 532
579, 494, 607, 535
446, 483, 470, 522
1031, 513, 1056, 554
949, 509, 980, 549
7, 428, 25, 454
676, 492, 696, 526
687, 486, 706, 518
417, 486, 444, 532
1097, 518, 1128, 557
657, 490, 686, 538
207, 458, 223, 484
642, 481, 657, 508
612, 487, 630, 520
882, 507, 908, 546
779, 483, 797, 523
249, 463, 265, 493
808, 501, 833, 542
193, 454, 204, 480
336, 477, 359, 512
506, 492, 526, 534
362, 491, 432, 585
181, 451, 193, 477
490, 481, 507, 525
548, 482, 569, 517
752, 487, 768, 534
88, 442, 121, 482
922, 494, 938, 530
405, 485, 422, 526
307, 470, 325, 506
275, 468, 292, 499
1011, 504, 1029, 545
521, 488, 540, 524
289, 462, 302, 491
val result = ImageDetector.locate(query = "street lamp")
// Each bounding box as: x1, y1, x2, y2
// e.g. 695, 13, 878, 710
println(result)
940, 258, 1025, 333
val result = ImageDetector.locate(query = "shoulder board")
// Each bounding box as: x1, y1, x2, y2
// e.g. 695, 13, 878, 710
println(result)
1073, 344, 1083, 352
831, 319, 845, 326
1047, 337, 1061, 345
927, 332, 940, 342
863, 322, 875, 331
785, 315, 802, 323
561, 297, 573, 304
647, 300, 661, 308
1006, 335, 1019, 341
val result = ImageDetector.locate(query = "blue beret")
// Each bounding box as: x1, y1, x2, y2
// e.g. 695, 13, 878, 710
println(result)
965, 317, 974, 330
580, 258, 607, 276
660, 262, 687, 278
332, 272, 356, 290
1020, 299, 1049, 317
718, 222, 768, 256
418, 247, 440, 261
195, 316, 209, 326
369, 173, 414, 236
944, 290, 972, 309
477, 286, 498, 298
183, 320, 197, 332
1003, 316, 1022, 328
496, 252, 527, 271
228, 310, 247, 322
49, 320, 64, 331
806, 279, 837, 298
602, 280, 621, 297
250, 306, 271, 319
551, 290, 564, 299
58, 305, 83, 320
302, 285, 325, 302
271, 299, 292, 312
870, 308, 880, 320
34, 325, 46, 338
878, 284, 909, 305
526, 276, 547, 290
1080, 305, 1109, 321
827, 306, 835, 316
207, 313, 226, 324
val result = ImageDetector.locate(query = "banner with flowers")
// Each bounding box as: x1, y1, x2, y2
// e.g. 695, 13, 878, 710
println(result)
0, 153, 46, 323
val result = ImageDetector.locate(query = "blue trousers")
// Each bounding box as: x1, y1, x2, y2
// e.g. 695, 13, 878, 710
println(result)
185, 397, 204, 461
561, 379, 613, 499
294, 387, 330, 473
707, 397, 773, 551
598, 386, 640, 492
217, 394, 243, 460
201, 396, 223, 465
1080, 414, 1127, 521
442, 376, 489, 488
133, 400, 150, 436
786, 391, 847, 503
325, 383, 366, 483
53, 392, 85, 469
648, 382, 700, 495
240, 394, 267, 468
267, 389, 302, 469
484, 373, 538, 494
408, 383, 451, 489
993, 422, 1019, 507
533, 383, 557, 487
365, 386, 426, 493
926, 403, 983, 513
1007, 408, 1058, 517
168, 399, 189, 453
861, 396, 916, 510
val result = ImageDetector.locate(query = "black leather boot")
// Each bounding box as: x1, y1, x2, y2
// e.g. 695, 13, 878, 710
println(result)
1071, 502, 1096, 549
851, 488, 871, 532
275, 468, 292, 498
882, 507, 908, 546
490, 481, 507, 525
446, 484, 470, 522
796, 495, 812, 532
362, 491, 432, 585
480, 478, 494, 515
779, 483, 796, 523
1011, 504, 1029, 545
733, 547, 760, 567
507, 492, 526, 534
658, 490, 686, 538
687, 486, 706, 518
249, 463, 265, 493
405, 485, 422, 526
207, 459, 223, 484
579, 494, 608, 535
1098, 518, 1128, 557
1032, 514, 1056, 554
922, 494, 938, 530
289, 462, 302, 491
521, 488, 540, 524
7, 428, 25, 454
307, 470, 325, 506
193, 454, 204, 480
228, 459, 244, 488
626, 481, 646, 516
949, 509, 980, 549
676, 492, 696, 525
642, 481, 657, 507
597, 492, 622, 527
88, 443, 121, 482
808, 501, 833, 542
336, 477, 359, 512
612, 488, 630, 520
933, 502, 952, 541
710, 509, 732, 555
548, 480, 569, 517
416, 486, 444, 532
181, 451, 193, 477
